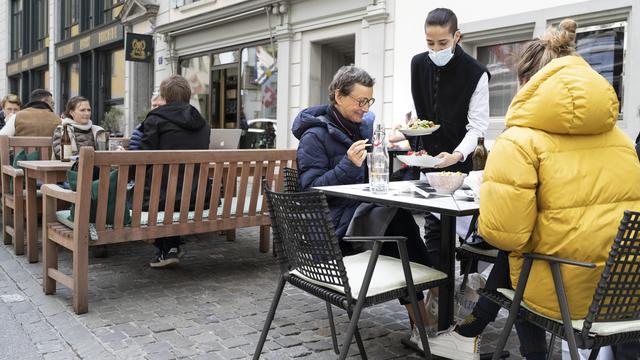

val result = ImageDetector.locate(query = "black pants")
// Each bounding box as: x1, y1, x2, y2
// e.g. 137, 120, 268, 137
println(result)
154, 236, 182, 253
380, 208, 433, 305
472, 251, 547, 357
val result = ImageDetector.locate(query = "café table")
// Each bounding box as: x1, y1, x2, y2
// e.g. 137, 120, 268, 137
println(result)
17, 160, 74, 263
314, 180, 479, 331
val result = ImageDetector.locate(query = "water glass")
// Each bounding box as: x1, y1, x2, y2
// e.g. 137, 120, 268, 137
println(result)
367, 153, 389, 195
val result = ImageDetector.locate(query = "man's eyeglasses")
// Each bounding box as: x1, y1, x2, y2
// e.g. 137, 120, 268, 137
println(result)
349, 95, 375, 108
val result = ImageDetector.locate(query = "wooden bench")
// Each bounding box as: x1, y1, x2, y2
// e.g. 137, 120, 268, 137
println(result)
41, 147, 296, 314
1, 136, 53, 255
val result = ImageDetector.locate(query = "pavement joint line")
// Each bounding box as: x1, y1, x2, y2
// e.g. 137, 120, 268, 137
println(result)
0, 245, 117, 359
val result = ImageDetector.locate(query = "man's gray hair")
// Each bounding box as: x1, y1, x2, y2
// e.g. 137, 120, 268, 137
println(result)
328, 65, 375, 105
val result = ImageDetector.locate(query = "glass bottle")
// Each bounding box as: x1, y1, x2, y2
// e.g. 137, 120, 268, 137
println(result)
368, 124, 389, 194
472, 137, 488, 171
60, 124, 72, 162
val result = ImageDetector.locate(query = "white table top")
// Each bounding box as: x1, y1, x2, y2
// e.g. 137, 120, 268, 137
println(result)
314, 180, 479, 216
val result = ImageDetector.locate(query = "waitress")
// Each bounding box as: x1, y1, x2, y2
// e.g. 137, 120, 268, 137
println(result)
409, 8, 490, 269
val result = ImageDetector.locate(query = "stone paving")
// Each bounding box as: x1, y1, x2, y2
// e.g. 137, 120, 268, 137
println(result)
0, 225, 562, 359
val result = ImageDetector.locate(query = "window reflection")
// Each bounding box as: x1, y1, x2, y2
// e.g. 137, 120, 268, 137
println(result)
477, 41, 526, 117
179, 56, 211, 121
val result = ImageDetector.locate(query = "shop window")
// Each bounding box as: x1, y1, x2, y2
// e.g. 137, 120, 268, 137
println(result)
61, 60, 80, 107
11, 0, 23, 60
477, 40, 528, 117
179, 55, 211, 122
33, 0, 48, 50
576, 22, 625, 112
61, 0, 79, 40
96, 0, 124, 26
107, 48, 125, 100
239, 45, 278, 149
214, 51, 239, 66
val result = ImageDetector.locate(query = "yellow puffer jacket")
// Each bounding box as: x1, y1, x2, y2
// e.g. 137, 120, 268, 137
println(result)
479, 55, 640, 319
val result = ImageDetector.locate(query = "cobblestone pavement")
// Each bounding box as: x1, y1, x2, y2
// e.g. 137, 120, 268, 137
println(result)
0, 225, 562, 359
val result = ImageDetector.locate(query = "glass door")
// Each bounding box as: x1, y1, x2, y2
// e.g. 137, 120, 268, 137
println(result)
210, 65, 239, 129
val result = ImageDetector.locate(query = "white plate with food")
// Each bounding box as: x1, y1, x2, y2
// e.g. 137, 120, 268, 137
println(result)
398, 120, 440, 136
453, 189, 479, 202
397, 153, 443, 168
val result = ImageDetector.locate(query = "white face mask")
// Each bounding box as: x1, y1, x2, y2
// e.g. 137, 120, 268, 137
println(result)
428, 46, 455, 67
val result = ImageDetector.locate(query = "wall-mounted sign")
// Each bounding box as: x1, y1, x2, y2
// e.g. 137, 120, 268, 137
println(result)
6, 48, 49, 76
125, 33, 154, 63
55, 22, 124, 60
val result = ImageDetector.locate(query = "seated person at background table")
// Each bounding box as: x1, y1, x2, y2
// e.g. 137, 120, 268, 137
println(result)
128, 93, 166, 151
0, 89, 60, 137
139, 75, 210, 268
0, 94, 22, 129
53, 96, 105, 159
427, 19, 640, 360
293, 65, 437, 341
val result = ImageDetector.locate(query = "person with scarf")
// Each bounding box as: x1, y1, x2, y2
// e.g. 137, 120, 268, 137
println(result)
52, 96, 105, 159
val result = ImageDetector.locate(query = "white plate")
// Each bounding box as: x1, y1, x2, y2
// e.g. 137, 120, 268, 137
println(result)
397, 155, 443, 168
398, 125, 441, 136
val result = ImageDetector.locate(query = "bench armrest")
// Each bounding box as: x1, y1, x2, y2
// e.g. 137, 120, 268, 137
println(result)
2, 164, 23, 177
41, 184, 77, 204
524, 253, 596, 269
343, 236, 407, 243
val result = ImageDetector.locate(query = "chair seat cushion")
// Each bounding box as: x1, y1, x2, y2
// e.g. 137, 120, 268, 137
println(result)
459, 243, 499, 258
290, 250, 448, 299
54, 195, 263, 241
497, 288, 640, 336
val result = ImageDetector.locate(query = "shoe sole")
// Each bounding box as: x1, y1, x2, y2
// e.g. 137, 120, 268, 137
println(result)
149, 258, 180, 268
429, 341, 480, 360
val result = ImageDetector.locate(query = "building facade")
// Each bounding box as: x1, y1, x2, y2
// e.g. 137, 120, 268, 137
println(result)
2, 0, 638, 146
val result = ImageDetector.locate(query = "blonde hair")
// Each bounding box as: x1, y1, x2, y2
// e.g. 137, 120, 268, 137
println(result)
517, 19, 577, 84
2, 94, 21, 109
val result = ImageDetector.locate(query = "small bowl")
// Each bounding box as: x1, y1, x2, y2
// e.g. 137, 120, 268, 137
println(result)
426, 172, 467, 194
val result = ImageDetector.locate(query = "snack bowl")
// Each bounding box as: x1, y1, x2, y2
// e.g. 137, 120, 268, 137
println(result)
426, 172, 467, 194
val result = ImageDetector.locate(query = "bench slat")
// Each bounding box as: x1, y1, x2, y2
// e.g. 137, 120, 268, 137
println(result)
163, 164, 180, 225
261, 160, 277, 212
179, 164, 195, 223
94, 166, 111, 231
221, 162, 238, 219
147, 164, 164, 226
131, 165, 146, 227
234, 162, 252, 218
207, 163, 223, 220
248, 161, 264, 216
193, 163, 210, 222
113, 165, 129, 230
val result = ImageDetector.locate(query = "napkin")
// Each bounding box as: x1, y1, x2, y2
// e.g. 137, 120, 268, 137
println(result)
464, 170, 483, 196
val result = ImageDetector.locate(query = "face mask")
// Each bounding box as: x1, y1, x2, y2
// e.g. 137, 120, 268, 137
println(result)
428, 46, 455, 67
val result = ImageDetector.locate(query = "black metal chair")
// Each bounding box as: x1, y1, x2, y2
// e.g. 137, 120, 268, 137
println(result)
282, 167, 300, 193
254, 185, 448, 359
482, 210, 640, 360
456, 215, 499, 298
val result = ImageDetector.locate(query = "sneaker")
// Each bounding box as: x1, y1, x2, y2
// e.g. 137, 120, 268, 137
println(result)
427, 327, 480, 360
149, 248, 180, 268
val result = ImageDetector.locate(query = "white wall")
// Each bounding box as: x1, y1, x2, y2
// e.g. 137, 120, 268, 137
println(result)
0, 0, 9, 98
390, 0, 637, 134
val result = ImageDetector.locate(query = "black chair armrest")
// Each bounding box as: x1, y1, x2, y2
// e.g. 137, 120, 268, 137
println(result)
524, 253, 596, 269
343, 236, 407, 243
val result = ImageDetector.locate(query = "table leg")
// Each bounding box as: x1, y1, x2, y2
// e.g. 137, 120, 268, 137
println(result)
438, 215, 456, 331
25, 174, 38, 263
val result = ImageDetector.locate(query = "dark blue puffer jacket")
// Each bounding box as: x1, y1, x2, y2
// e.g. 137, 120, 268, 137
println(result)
128, 123, 143, 150
292, 105, 374, 240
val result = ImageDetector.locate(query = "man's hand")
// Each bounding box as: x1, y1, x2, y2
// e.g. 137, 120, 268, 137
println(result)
347, 140, 368, 167
433, 151, 463, 168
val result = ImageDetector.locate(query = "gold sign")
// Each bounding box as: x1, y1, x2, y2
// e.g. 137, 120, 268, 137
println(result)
125, 33, 154, 63
55, 23, 123, 61
6, 48, 49, 76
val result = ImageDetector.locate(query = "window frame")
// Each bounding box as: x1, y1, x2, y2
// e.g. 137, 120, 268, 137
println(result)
61, 0, 79, 40
11, 0, 23, 60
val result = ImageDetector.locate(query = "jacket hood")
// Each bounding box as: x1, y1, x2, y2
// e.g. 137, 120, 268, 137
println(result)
292, 105, 374, 143
505, 56, 619, 135
147, 102, 207, 131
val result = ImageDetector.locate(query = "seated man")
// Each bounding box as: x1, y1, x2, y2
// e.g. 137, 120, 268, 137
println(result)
0, 89, 60, 137
293, 65, 436, 342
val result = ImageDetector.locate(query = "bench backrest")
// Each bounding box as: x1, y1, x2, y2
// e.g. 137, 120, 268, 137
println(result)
73, 147, 296, 242
0, 135, 53, 167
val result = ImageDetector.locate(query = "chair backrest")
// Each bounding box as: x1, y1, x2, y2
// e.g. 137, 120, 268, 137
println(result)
583, 210, 640, 331
0, 135, 53, 166
282, 167, 300, 193
263, 186, 353, 298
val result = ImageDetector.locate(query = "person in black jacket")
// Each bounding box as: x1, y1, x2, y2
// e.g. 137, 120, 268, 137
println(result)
140, 75, 210, 268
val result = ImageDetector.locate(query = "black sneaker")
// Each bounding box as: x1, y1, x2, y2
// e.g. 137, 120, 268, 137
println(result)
150, 248, 180, 268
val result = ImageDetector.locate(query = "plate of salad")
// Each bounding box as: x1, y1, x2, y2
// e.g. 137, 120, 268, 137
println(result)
397, 150, 443, 168
399, 119, 440, 136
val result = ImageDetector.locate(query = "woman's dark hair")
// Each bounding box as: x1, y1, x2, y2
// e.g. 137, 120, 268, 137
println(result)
64, 96, 90, 120
328, 65, 375, 105
425, 8, 458, 34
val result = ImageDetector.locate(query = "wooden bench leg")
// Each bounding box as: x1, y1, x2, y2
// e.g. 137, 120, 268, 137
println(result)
42, 199, 57, 295
72, 244, 89, 314
226, 230, 236, 242
260, 225, 270, 253
13, 191, 24, 256
2, 198, 10, 245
